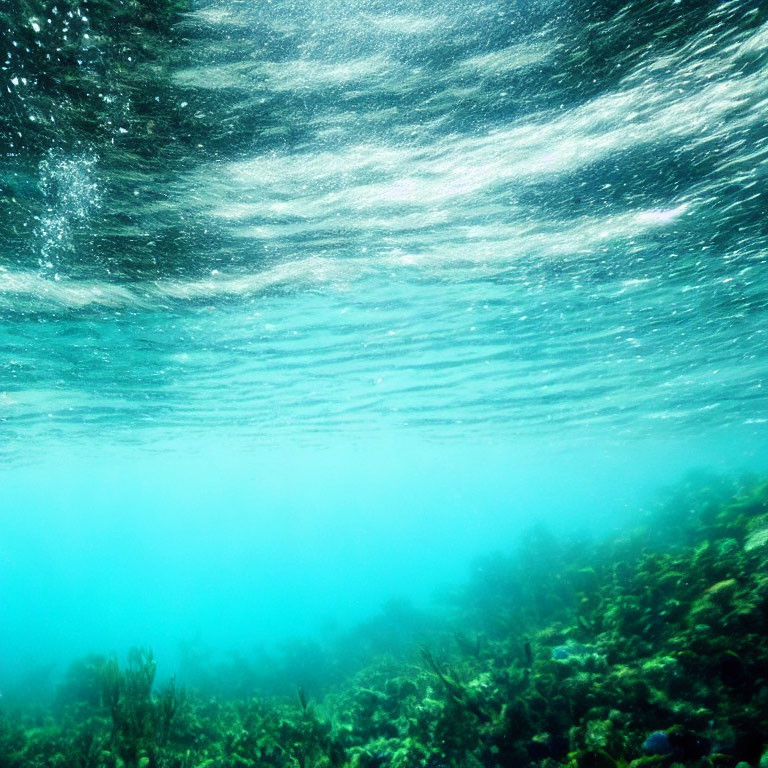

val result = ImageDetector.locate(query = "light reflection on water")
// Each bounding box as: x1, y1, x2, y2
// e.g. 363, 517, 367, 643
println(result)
0, 0, 766, 456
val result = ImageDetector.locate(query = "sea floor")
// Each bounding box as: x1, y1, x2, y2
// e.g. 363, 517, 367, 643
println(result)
0, 473, 766, 768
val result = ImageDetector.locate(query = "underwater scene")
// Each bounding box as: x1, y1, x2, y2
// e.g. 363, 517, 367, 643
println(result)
1, 0, 767, 766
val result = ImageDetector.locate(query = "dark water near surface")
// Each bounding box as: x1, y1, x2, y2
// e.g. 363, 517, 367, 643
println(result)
0, 0, 767, 683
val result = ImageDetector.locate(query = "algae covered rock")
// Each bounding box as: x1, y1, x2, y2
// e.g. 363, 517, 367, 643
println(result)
744, 527, 768, 552
706, 579, 739, 607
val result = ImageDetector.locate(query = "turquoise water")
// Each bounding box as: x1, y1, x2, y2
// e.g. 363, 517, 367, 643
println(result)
1, 0, 767, 686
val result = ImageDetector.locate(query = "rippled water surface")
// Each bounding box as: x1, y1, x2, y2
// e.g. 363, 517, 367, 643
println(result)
1, 0, 767, 456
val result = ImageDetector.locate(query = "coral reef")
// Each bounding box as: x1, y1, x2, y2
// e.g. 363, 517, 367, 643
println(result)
0, 473, 766, 768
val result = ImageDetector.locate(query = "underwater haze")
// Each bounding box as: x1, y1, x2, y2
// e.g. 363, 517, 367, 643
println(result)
1, 0, 768, 766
